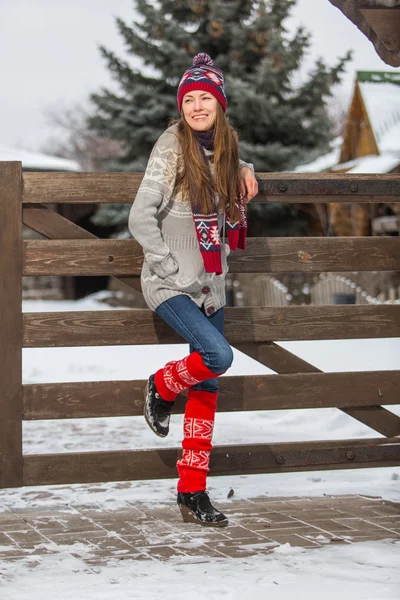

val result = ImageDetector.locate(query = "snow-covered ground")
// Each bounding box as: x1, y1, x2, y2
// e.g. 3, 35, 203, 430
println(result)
1, 295, 399, 599
1, 540, 399, 600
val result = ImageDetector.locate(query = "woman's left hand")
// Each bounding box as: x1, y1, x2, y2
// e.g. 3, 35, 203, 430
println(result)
239, 167, 259, 203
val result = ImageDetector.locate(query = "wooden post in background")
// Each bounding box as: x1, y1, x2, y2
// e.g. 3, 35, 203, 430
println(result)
0, 162, 23, 487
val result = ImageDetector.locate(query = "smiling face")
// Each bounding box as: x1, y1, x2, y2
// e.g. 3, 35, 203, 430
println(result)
181, 90, 218, 131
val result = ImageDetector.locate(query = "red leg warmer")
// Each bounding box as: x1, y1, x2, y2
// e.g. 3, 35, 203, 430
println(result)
176, 389, 218, 493
154, 351, 220, 402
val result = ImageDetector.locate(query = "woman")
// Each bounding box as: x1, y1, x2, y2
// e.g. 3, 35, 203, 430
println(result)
129, 53, 258, 527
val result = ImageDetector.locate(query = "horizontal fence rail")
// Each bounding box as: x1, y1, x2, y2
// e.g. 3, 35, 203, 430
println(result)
22, 371, 400, 420
23, 437, 400, 486
23, 237, 400, 275
23, 305, 400, 347
21, 172, 400, 204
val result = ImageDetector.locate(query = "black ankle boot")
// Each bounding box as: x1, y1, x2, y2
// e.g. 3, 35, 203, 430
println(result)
143, 374, 174, 437
177, 491, 228, 527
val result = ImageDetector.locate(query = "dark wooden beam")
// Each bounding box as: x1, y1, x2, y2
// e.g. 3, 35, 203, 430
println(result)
22, 437, 400, 486
22, 305, 400, 347
328, 1, 400, 66
235, 342, 400, 437
360, 7, 400, 52
23, 204, 142, 293
22, 370, 400, 420
23, 236, 400, 275
0, 163, 23, 488
22, 172, 400, 204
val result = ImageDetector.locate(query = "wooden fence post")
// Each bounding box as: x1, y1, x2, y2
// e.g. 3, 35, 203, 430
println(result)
0, 162, 23, 487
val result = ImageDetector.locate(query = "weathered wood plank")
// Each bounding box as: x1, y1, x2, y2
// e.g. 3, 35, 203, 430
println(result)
22, 172, 400, 204
235, 341, 400, 437
23, 437, 400, 486
23, 173, 143, 204
359, 7, 400, 52
235, 342, 319, 374
22, 370, 400, 420
23, 204, 96, 240
340, 406, 400, 438
22, 204, 142, 293
328, 1, 400, 67
23, 236, 400, 276
22, 305, 400, 347
0, 162, 23, 488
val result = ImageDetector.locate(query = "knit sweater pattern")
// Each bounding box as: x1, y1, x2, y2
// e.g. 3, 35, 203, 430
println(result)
128, 123, 254, 313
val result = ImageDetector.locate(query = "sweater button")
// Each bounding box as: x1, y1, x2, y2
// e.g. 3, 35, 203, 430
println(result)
202, 286, 210, 294
206, 306, 215, 315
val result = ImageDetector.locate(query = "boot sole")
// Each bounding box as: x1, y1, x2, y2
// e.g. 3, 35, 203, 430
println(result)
143, 382, 168, 438
178, 504, 229, 528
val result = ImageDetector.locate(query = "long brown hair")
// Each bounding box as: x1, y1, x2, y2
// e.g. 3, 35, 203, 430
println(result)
173, 104, 240, 221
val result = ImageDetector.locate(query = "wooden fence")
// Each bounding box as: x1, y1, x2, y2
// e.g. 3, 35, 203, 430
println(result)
1, 163, 400, 489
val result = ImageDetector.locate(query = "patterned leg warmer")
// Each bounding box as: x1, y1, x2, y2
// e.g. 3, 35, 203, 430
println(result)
177, 389, 218, 493
154, 351, 220, 402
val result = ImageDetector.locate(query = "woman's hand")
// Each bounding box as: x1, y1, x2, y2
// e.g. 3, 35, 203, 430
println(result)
239, 167, 258, 203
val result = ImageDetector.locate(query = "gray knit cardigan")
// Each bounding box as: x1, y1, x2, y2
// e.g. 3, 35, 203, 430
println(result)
128, 124, 254, 313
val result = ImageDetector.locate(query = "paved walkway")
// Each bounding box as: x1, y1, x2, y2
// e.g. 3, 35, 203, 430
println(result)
0, 494, 399, 566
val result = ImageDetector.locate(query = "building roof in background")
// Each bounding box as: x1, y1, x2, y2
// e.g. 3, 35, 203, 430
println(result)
333, 152, 400, 173
294, 70, 400, 174
0, 145, 80, 172
357, 71, 400, 153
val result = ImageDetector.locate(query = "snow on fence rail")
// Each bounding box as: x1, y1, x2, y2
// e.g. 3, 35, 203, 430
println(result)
1, 163, 400, 489
311, 274, 400, 305
232, 273, 400, 307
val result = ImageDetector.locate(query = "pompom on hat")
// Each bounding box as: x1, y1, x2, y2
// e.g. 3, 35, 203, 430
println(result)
177, 53, 227, 113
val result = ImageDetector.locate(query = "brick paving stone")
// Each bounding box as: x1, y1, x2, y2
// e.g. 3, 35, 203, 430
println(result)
247, 496, 304, 503
0, 495, 398, 566
241, 502, 295, 513
256, 512, 296, 524
368, 504, 400, 517
298, 519, 356, 533
0, 515, 33, 533
251, 532, 322, 548
173, 542, 229, 558
255, 522, 320, 535
337, 508, 390, 519
137, 544, 188, 560
0, 532, 18, 546
333, 518, 400, 535
6, 530, 52, 548
236, 519, 300, 532
284, 499, 319, 509
211, 545, 258, 559
210, 525, 259, 540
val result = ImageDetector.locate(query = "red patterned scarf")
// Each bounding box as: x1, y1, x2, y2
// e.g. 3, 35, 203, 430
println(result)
192, 131, 247, 275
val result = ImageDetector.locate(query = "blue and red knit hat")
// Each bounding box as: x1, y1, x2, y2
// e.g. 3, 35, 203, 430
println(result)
177, 53, 227, 113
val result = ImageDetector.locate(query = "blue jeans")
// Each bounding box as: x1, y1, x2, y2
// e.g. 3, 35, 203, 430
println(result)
155, 295, 234, 392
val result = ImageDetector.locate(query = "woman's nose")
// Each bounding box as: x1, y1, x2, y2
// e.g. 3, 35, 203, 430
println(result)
194, 99, 203, 111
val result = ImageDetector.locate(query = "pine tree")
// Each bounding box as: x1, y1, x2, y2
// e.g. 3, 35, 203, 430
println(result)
88, 0, 351, 235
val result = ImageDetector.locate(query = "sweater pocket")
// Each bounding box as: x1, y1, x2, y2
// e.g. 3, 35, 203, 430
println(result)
146, 252, 178, 279
167, 250, 206, 295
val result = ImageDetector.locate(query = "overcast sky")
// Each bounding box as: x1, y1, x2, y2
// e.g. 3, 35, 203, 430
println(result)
1, 0, 398, 150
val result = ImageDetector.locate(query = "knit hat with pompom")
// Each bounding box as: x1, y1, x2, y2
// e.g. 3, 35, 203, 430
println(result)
177, 53, 227, 113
